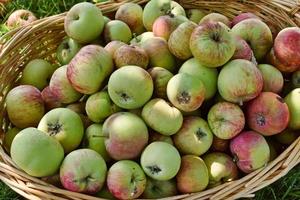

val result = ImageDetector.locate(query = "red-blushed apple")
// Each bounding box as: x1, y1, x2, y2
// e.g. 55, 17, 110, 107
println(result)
49, 65, 82, 104
5, 85, 45, 128
186, 8, 206, 23
64, 2, 104, 43
211, 136, 229, 152
266, 48, 299, 73
284, 88, 300, 130
231, 12, 260, 27
232, 36, 253, 61
56, 37, 82, 65
141, 142, 181, 181
6, 9, 37, 29
208, 102, 245, 139
190, 22, 235, 68
104, 40, 126, 57
41, 86, 63, 111
103, 112, 148, 160
199, 13, 230, 27
246, 92, 289, 136
67, 45, 113, 94
142, 98, 183, 136
258, 64, 284, 93
176, 155, 209, 193
3, 127, 21, 154
142, 178, 177, 198
104, 20, 132, 43
148, 67, 173, 99
107, 160, 146, 200
173, 116, 213, 156
275, 129, 298, 145
218, 59, 263, 105
292, 70, 300, 88
230, 131, 270, 173
149, 131, 174, 145
60, 149, 107, 194
203, 152, 238, 187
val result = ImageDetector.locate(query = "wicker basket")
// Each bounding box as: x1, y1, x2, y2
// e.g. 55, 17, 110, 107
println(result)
0, 0, 300, 199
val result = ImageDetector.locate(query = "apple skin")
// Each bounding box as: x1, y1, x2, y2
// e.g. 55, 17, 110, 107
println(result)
258, 64, 284, 93
3, 127, 21, 154
11, 128, 64, 177
230, 131, 270, 173
232, 36, 253, 61
41, 86, 63, 111
115, 3, 145, 35
104, 41, 126, 57
141, 141, 181, 181
173, 116, 213, 156
20, 59, 56, 90
107, 160, 146, 200
231, 18, 273, 61
103, 112, 148, 160
142, 98, 183, 136
266, 48, 299, 73
108, 65, 153, 109
149, 131, 174, 145
142, 178, 177, 199
231, 12, 260, 27
6, 9, 37, 28
67, 45, 114, 94
66, 102, 85, 114
211, 136, 229, 152
246, 92, 289, 136
49, 65, 82, 104
176, 155, 209, 193
190, 22, 236, 68
168, 21, 197, 60
56, 37, 82, 65
85, 91, 121, 123
179, 58, 218, 100
208, 102, 245, 139
64, 2, 104, 43
292, 70, 300, 88
114, 44, 149, 69
284, 88, 300, 130
187, 8, 206, 23
5, 85, 45, 128
38, 108, 84, 153
199, 13, 231, 27
130, 31, 155, 45
218, 59, 263, 104
167, 73, 206, 112
148, 67, 173, 99
60, 149, 107, 194
104, 20, 132, 43
203, 152, 238, 187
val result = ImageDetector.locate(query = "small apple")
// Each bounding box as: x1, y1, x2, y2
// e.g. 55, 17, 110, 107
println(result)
275, 129, 298, 145
104, 20, 132, 43
3, 127, 21, 154
231, 12, 260, 27
149, 131, 174, 145
56, 37, 82, 65
148, 67, 173, 99
199, 13, 230, 27
284, 88, 300, 130
292, 70, 300, 88
258, 64, 284, 93
186, 8, 206, 23
96, 185, 116, 200
104, 40, 126, 57
211, 136, 229, 152
41, 86, 63, 110
232, 36, 253, 61
6, 9, 37, 29
142, 178, 177, 199
130, 31, 155, 45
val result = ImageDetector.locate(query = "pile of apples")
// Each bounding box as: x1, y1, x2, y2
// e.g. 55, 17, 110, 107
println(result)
3, 0, 300, 199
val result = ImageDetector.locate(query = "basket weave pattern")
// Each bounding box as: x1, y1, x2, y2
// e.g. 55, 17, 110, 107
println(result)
0, 0, 299, 199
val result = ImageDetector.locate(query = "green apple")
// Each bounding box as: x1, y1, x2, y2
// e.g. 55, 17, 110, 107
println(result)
142, 178, 177, 198
3, 127, 21, 154
275, 129, 298, 145
56, 37, 82, 65
148, 67, 173, 99
258, 64, 284, 93
292, 70, 300, 88
187, 8, 206, 23
130, 31, 155, 45
104, 20, 132, 43
284, 88, 300, 130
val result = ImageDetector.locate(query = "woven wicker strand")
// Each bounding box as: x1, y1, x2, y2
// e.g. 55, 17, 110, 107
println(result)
0, 0, 299, 199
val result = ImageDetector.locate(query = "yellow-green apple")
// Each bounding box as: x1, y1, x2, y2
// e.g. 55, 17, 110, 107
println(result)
6, 9, 37, 29
203, 152, 238, 187
208, 102, 245, 139
108, 65, 153, 109
86, 91, 120, 123
20, 59, 56, 90
258, 64, 284, 93
230, 131, 270, 173
275, 129, 298, 145
149, 131, 174, 145
148, 67, 173, 99
199, 13, 230, 27
168, 21, 197, 60
173, 116, 213, 156
266, 48, 298, 73
104, 20, 132, 43
167, 73, 206, 112
5, 85, 45, 128
246, 92, 289, 136
232, 36, 253, 61
104, 40, 126, 56
107, 160, 146, 199
218, 59, 263, 105
60, 149, 107, 194
103, 112, 148, 160
115, 3, 145, 35
142, 98, 183, 136
114, 44, 149, 69
142, 178, 177, 198
231, 12, 260, 27
56, 37, 81, 65
141, 141, 181, 180
284, 88, 300, 130
130, 31, 155, 45
231, 18, 273, 61
3, 127, 21, 154
292, 70, 300, 88
211, 136, 229, 152
176, 155, 209, 193
49, 65, 82, 104
141, 37, 176, 72
67, 45, 113, 94
190, 22, 236, 67
64, 2, 105, 43
41, 86, 63, 111
187, 8, 206, 23
11, 128, 64, 177
179, 58, 218, 100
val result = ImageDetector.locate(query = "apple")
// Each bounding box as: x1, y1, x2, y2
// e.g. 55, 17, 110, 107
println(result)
148, 67, 173, 99
141, 141, 181, 181
65, 102, 85, 114
292, 70, 300, 88
231, 12, 260, 27
5, 85, 45, 128
56, 37, 82, 65
60, 149, 107, 194
41, 86, 63, 111
103, 112, 148, 160
108, 65, 153, 109
11, 128, 64, 177
104, 20, 132, 43
64, 2, 104, 43
67, 45, 113, 94
20, 59, 56, 90
149, 131, 174, 145
96, 185, 116, 200
211, 136, 229, 152
176, 155, 209, 193
130, 31, 155, 45
190, 22, 236, 68
232, 36, 253, 61
142, 98, 183, 136
104, 40, 126, 56
6, 9, 37, 28
186, 8, 206, 23
199, 13, 230, 27
107, 160, 146, 199
142, 178, 177, 198
266, 48, 298, 73
3, 127, 21, 154
275, 129, 298, 145
258, 64, 284, 93
284, 88, 300, 130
